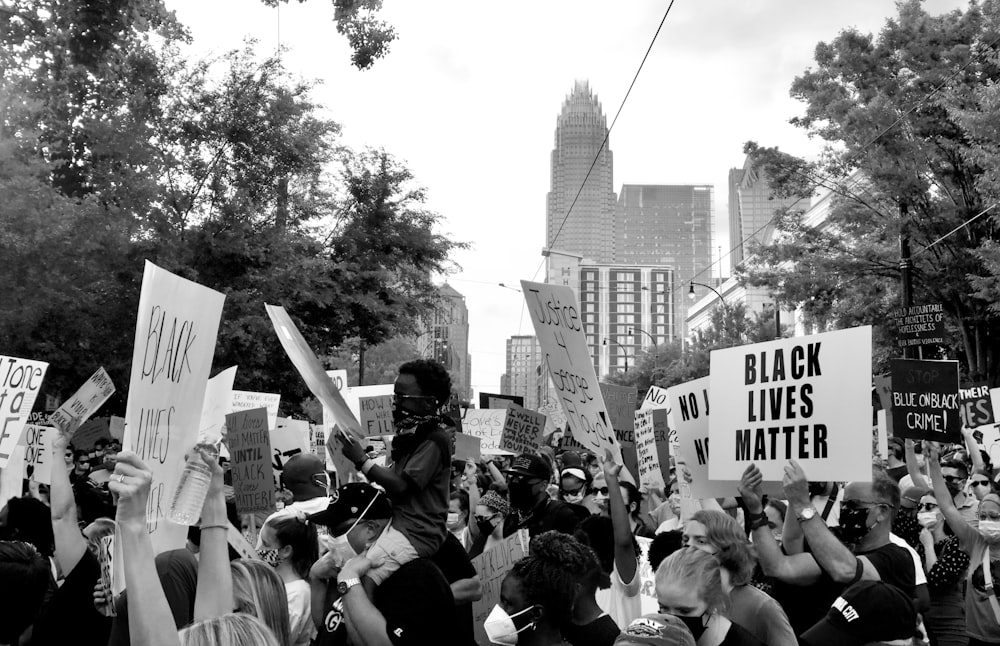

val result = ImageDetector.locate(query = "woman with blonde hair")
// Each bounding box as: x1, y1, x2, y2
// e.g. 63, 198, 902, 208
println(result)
655, 547, 763, 646
258, 508, 318, 646
230, 559, 292, 646
179, 613, 279, 646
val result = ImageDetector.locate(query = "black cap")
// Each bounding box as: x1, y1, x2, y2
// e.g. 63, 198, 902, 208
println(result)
800, 581, 916, 646
307, 483, 392, 530
504, 453, 552, 481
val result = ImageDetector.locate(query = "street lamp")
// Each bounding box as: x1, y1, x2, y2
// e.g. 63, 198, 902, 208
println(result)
603, 337, 628, 373
689, 281, 728, 338
628, 327, 656, 346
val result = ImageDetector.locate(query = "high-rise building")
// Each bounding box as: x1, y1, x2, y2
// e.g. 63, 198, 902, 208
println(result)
729, 155, 801, 269
501, 336, 544, 410
545, 81, 616, 265
422, 283, 472, 401
614, 184, 714, 341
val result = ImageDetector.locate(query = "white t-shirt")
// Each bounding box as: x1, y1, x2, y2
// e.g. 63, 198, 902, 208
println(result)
596, 559, 642, 629
285, 578, 316, 646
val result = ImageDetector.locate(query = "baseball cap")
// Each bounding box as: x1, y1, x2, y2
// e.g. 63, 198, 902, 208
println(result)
615, 613, 697, 646
800, 581, 916, 646
900, 485, 929, 510
505, 453, 552, 481
307, 483, 391, 531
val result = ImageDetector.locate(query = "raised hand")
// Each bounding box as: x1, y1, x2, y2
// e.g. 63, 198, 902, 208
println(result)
738, 464, 765, 514
110, 451, 153, 532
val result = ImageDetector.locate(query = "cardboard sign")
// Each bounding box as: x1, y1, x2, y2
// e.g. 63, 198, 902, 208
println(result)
0, 356, 48, 468
708, 326, 873, 484
49, 367, 115, 436
889, 359, 960, 443
640, 385, 670, 411
69, 417, 112, 451
471, 531, 529, 645
889, 303, 944, 348
479, 392, 523, 409
123, 262, 225, 553
231, 391, 280, 430
960, 383, 994, 429
462, 409, 511, 455
634, 409, 667, 491
601, 383, 638, 479
339, 384, 394, 426
271, 418, 310, 473
226, 408, 275, 515
23, 424, 52, 485
453, 432, 482, 462
358, 395, 394, 436
499, 404, 545, 455
521, 280, 622, 463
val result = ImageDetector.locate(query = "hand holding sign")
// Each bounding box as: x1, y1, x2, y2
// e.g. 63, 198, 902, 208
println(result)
338, 430, 367, 466
111, 452, 154, 532
781, 460, 811, 508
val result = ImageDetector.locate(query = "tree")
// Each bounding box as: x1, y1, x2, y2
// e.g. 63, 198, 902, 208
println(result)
739, 0, 1000, 383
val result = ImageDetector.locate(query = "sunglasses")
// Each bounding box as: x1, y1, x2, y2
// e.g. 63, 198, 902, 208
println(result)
943, 475, 967, 482
590, 486, 610, 496
972, 480, 991, 487
918, 503, 939, 512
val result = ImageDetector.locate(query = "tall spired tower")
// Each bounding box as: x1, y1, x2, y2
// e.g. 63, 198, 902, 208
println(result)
545, 81, 616, 265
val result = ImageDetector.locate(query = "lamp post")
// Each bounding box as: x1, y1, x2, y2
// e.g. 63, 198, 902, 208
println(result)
629, 326, 659, 379
603, 337, 628, 373
689, 281, 728, 338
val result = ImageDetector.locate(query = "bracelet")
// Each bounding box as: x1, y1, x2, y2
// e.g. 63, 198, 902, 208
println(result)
199, 523, 229, 531
748, 512, 770, 531
360, 458, 376, 475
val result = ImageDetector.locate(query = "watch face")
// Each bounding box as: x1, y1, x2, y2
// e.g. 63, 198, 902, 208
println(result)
337, 581, 348, 594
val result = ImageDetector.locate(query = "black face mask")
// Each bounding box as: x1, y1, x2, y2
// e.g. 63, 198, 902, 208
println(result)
476, 516, 497, 536
808, 481, 829, 497
838, 506, 873, 545
508, 481, 539, 510
675, 613, 709, 640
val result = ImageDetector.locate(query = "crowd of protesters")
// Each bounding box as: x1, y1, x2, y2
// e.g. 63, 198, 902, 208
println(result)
2, 358, 1000, 646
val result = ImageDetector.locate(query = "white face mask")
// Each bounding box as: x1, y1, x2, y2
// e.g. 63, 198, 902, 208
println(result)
563, 491, 584, 504
327, 530, 360, 568
978, 519, 1000, 541
917, 511, 939, 529
484, 605, 535, 645
447, 512, 462, 528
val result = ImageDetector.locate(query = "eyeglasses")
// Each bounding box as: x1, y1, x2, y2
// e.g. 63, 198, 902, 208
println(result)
474, 514, 496, 523
918, 503, 939, 512
942, 475, 967, 482
392, 393, 437, 404
841, 501, 888, 512
971, 479, 991, 487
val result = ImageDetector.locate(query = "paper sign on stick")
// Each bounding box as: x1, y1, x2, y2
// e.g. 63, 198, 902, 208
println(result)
226, 408, 275, 515
123, 261, 225, 553
453, 433, 481, 462
23, 424, 52, 485
708, 326, 873, 484
640, 385, 669, 411
471, 531, 528, 645
461, 409, 510, 455
499, 404, 545, 455
634, 410, 667, 492
231, 391, 280, 430
49, 367, 115, 436
521, 281, 622, 463
0, 356, 48, 468
889, 359, 960, 443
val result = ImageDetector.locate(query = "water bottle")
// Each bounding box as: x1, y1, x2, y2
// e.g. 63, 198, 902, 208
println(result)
167, 442, 220, 526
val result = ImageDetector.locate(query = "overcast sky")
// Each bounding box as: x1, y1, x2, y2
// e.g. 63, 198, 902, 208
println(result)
166, 0, 969, 397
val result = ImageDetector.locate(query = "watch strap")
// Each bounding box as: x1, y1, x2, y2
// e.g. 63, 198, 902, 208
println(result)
748, 511, 769, 531
338, 577, 361, 593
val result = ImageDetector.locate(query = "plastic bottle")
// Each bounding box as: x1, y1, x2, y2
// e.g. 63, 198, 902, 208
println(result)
167, 441, 220, 526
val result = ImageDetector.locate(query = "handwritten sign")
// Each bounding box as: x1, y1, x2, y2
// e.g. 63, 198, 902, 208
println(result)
49, 367, 116, 437
453, 432, 481, 462
521, 281, 622, 463
0, 356, 48, 468
601, 383, 638, 479
231, 391, 280, 430
499, 404, 546, 455
640, 385, 669, 411
359, 395, 394, 436
889, 359, 960, 443
226, 408, 275, 515
23, 424, 52, 485
471, 531, 529, 645
461, 409, 510, 455
889, 303, 944, 348
98, 534, 116, 616
271, 418, 310, 473
480, 392, 522, 409
537, 401, 567, 437
634, 409, 667, 491
669, 377, 740, 498
326, 370, 348, 393
123, 261, 225, 553
708, 326, 872, 483
960, 382, 994, 429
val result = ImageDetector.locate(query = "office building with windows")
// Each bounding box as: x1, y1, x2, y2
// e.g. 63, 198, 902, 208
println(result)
421, 283, 472, 401
729, 155, 801, 269
500, 335, 544, 410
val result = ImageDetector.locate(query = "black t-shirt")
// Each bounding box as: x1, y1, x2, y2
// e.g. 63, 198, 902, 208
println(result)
563, 614, 621, 646
315, 558, 458, 646
431, 533, 477, 646
32, 550, 112, 646
857, 541, 916, 598
108, 548, 198, 646
719, 621, 766, 646
502, 499, 581, 538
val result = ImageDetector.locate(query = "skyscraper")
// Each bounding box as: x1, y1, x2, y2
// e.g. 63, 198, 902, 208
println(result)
729, 155, 800, 269
422, 283, 472, 401
545, 81, 616, 264
501, 336, 544, 410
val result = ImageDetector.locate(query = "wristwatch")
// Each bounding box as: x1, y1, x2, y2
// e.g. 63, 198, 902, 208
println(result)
748, 511, 770, 531
796, 506, 818, 523
337, 577, 361, 595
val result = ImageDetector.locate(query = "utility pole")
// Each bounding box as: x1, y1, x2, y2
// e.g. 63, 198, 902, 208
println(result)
899, 202, 914, 360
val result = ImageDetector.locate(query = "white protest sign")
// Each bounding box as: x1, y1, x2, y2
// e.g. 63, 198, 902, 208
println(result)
0, 444, 25, 504
636, 536, 659, 615
272, 418, 311, 472
537, 401, 567, 437
634, 410, 666, 492
358, 395, 394, 436
875, 410, 888, 463
471, 531, 529, 645
339, 384, 394, 426
49, 367, 115, 436
123, 261, 225, 554
231, 391, 280, 430
640, 385, 670, 411
0, 356, 48, 468
462, 409, 511, 455
109, 416, 125, 441
708, 326, 872, 483
499, 404, 546, 455
202, 367, 237, 443
521, 280, 622, 463
326, 370, 348, 393
23, 424, 53, 485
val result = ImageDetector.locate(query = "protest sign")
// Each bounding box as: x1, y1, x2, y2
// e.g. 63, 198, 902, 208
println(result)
889, 303, 945, 348
271, 417, 310, 472
601, 383, 638, 479
358, 395, 394, 436
23, 424, 52, 485
960, 382, 994, 429
499, 403, 546, 455
636, 537, 659, 615
875, 410, 889, 463
669, 377, 742, 499
324, 425, 363, 484
453, 432, 482, 462
123, 261, 225, 553
634, 409, 667, 492
339, 384, 394, 427
226, 408, 275, 515
49, 367, 115, 437
479, 392, 523, 409
521, 280, 622, 463
109, 416, 125, 441
231, 391, 280, 430
98, 534, 116, 617
537, 401, 567, 437
227, 522, 259, 561
874, 375, 893, 412
472, 531, 529, 645
889, 359, 960, 443
202, 368, 236, 443
0, 444, 25, 505
640, 385, 669, 411
326, 370, 348, 393
708, 327, 872, 484
462, 408, 510, 454
70, 417, 112, 451
0, 356, 48, 468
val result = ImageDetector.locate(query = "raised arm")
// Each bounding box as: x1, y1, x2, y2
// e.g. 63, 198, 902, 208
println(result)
49, 430, 87, 577
962, 427, 986, 475
905, 440, 929, 490
604, 450, 638, 584
193, 449, 233, 621
111, 452, 182, 646
924, 441, 978, 547
340, 433, 410, 498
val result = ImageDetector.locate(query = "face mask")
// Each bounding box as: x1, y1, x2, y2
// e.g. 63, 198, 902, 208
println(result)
917, 512, 939, 529
838, 506, 874, 545
447, 512, 462, 528
808, 482, 829, 497
477, 516, 498, 536
674, 613, 709, 641
327, 531, 360, 568
563, 491, 584, 504
258, 548, 281, 568
483, 605, 536, 645
508, 482, 538, 510
978, 520, 1000, 541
